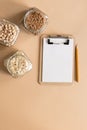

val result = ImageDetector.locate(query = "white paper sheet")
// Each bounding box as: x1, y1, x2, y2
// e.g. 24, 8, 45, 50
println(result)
42, 37, 74, 83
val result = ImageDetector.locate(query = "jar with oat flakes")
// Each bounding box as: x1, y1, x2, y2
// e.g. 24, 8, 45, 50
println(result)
4, 50, 32, 78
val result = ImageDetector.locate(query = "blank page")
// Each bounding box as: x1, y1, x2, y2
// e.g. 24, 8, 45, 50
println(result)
42, 37, 74, 83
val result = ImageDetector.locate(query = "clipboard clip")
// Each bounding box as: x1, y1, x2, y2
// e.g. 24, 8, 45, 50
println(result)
48, 39, 69, 45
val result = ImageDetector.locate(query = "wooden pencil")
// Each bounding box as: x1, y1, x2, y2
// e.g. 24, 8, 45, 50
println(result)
75, 45, 79, 82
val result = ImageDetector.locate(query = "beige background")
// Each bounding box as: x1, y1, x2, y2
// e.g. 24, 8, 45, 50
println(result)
0, 0, 87, 130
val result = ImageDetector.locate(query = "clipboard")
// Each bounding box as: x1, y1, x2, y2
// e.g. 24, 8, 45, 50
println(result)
39, 34, 75, 84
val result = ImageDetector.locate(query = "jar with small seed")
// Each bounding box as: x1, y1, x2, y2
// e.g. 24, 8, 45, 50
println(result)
0, 19, 20, 47
23, 7, 48, 35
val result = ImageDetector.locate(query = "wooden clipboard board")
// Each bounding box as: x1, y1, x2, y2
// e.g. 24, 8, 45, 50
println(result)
39, 34, 75, 85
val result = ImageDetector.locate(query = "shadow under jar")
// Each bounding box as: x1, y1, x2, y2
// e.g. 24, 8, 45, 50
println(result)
23, 7, 48, 35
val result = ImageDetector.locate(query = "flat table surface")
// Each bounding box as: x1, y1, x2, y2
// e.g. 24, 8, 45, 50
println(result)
0, 0, 87, 130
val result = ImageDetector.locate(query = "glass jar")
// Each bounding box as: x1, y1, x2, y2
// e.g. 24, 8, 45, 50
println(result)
23, 7, 48, 35
4, 50, 32, 78
0, 19, 20, 47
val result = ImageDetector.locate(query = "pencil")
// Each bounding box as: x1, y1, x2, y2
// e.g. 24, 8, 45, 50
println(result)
75, 45, 79, 82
